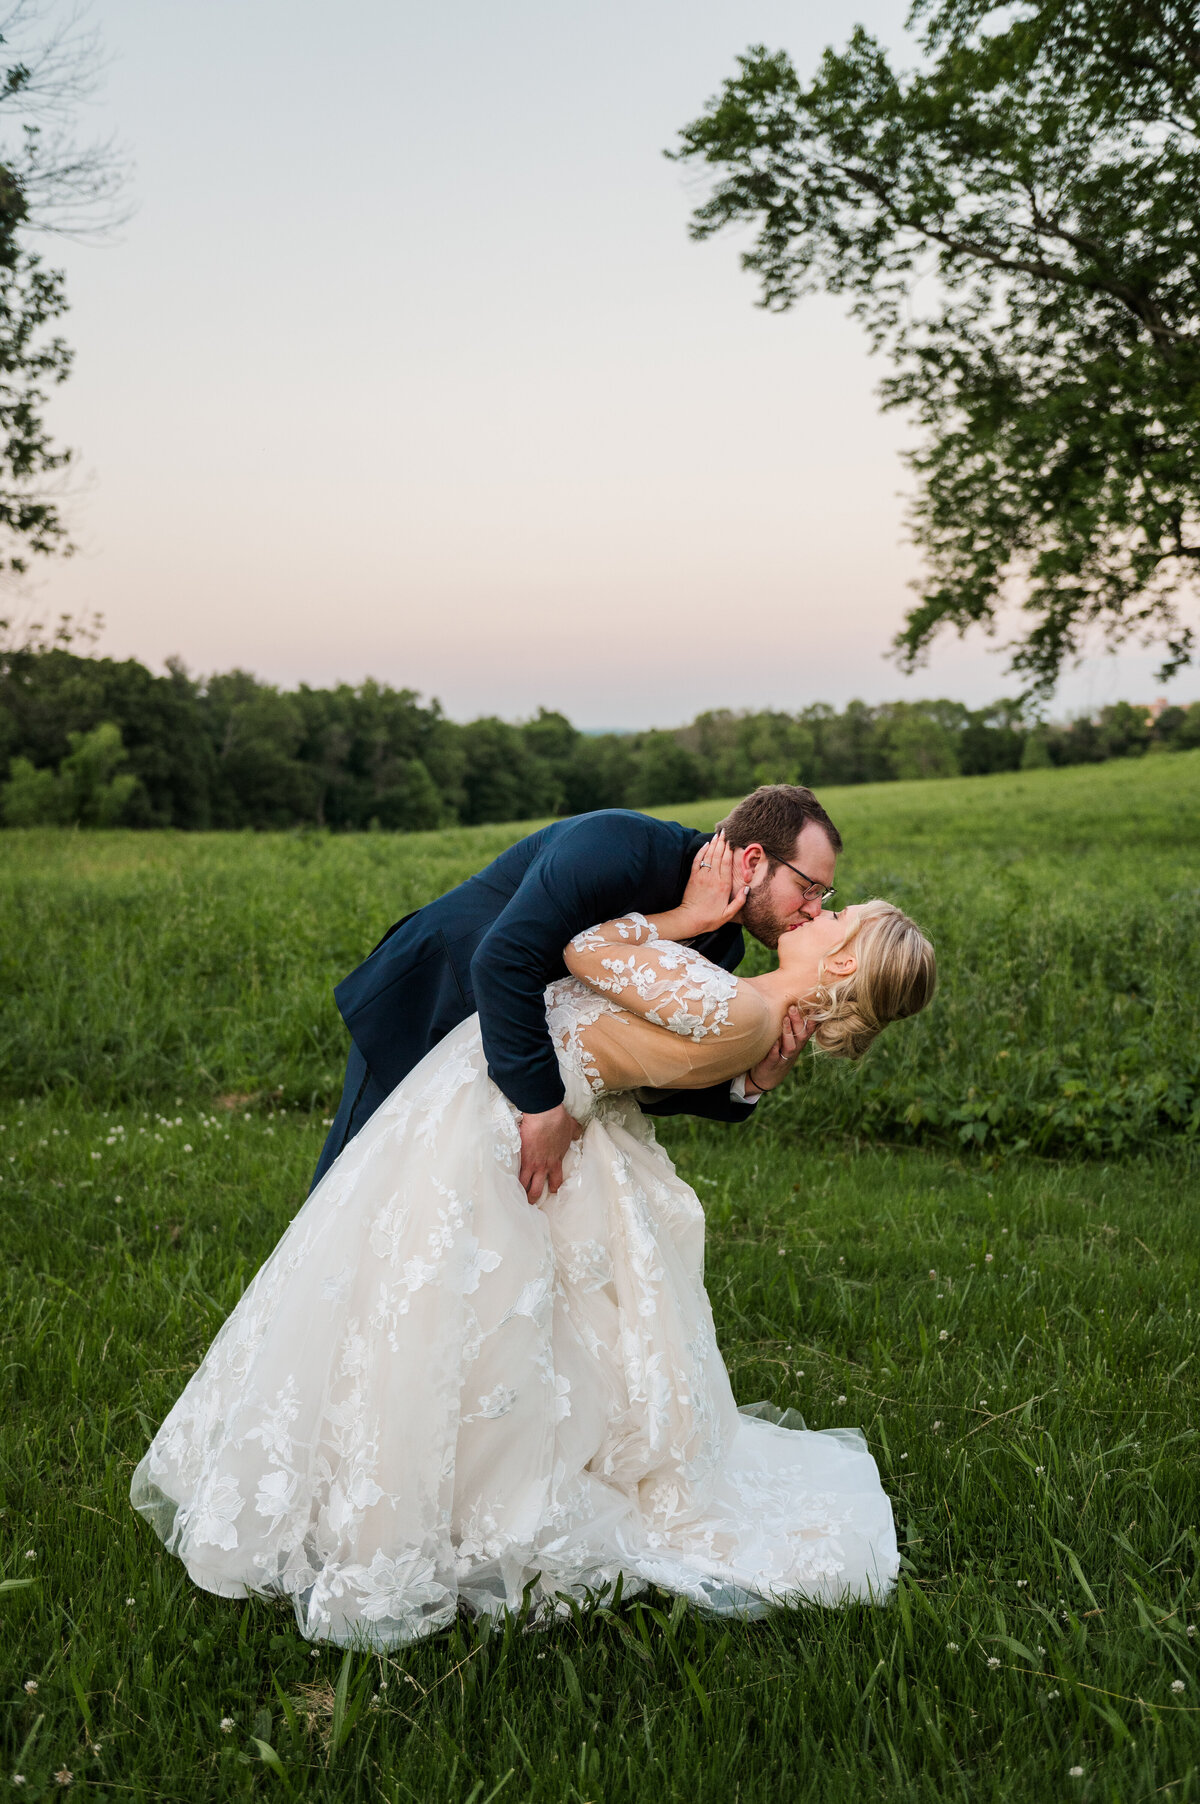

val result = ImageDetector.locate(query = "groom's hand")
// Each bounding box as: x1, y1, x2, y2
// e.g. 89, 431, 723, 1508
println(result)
519, 1104, 580, 1204
744, 1007, 815, 1097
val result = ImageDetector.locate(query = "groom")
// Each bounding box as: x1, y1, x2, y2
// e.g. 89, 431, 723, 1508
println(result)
312, 783, 842, 1202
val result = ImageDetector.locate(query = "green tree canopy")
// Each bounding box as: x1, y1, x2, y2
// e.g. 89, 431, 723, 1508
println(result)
672, 0, 1200, 692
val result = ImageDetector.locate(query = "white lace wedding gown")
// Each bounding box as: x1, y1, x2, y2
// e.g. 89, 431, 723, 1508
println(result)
131, 917, 898, 1646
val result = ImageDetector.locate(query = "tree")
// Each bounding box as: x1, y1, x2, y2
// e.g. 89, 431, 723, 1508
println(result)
1020, 727, 1053, 770
520, 709, 580, 813
1177, 700, 1200, 747
457, 717, 562, 824
1, 747, 54, 820
672, 0, 1200, 692
559, 733, 636, 814
1096, 699, 1152, 757
626, 730, 706, 808
203, 671, 321, 828
2, 717, 141, 823
0, 623, 215, 825
0, 4, 124, 576
875, 701, 962, 780
958, 698, 1026, 775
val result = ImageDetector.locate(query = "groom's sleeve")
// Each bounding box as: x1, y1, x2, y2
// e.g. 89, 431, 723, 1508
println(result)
470, 813, 660, 1114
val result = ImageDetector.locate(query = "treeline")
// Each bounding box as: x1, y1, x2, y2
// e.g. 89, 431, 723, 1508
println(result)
2, 633, 1197, 830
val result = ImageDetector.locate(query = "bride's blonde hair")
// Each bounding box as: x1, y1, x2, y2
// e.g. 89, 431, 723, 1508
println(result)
807, 899, 936, 1061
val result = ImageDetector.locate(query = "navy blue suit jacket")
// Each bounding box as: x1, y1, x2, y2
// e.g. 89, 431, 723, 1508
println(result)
333, 809, 755, 1126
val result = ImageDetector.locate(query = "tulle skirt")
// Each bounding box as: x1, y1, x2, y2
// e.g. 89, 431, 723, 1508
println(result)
131, 1017, 898, 1647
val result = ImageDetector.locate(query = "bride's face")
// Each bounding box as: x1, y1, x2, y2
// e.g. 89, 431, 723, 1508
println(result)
776, 905, 862, 979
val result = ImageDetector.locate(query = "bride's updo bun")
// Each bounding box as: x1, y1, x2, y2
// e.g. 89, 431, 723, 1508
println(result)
809, 900, 936, 1061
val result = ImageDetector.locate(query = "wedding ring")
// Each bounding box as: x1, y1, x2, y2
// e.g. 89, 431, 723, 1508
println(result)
699, 860, 711, 868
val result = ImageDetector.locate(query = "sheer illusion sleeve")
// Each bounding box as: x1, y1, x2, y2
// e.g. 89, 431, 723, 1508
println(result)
560, 914, 778, 1096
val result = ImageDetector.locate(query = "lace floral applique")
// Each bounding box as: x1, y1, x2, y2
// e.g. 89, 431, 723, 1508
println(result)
463, 1385, 517, 1422
570, 913, 659, 954
545, 977, 616, 1100
569, 915, 739, 1041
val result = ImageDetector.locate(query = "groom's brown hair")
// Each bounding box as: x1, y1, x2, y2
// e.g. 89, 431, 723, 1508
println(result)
717, 784, 843, 866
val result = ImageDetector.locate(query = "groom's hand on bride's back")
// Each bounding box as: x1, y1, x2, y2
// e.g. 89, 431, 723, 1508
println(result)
519, 1104, 581, 1204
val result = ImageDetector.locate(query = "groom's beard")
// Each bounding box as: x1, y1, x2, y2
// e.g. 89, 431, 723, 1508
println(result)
739, 882, 791, 951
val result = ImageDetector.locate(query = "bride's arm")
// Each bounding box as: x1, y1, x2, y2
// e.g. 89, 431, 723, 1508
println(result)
564, 915, 765, 1044
562, 915, 776, 1094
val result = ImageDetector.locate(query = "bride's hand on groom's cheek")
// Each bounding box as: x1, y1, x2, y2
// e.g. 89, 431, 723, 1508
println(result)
745, 1007, 815, 1095
677, 830, 748, 935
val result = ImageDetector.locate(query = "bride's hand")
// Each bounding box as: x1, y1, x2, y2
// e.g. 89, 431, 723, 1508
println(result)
744, 1007, 815, 1096
675, 829, 748, 936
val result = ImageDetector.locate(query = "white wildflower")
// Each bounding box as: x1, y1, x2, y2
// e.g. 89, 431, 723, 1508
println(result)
22, 1681, 36, 1695
946, 1642, 959, 1652
1069, 1767, 1084, 1779
939, 1330, 949, 1341
1171, 1680, 1185, 1693
219, 1717, 235, 1732
987, 1656, 1001, 1669
837, 1394, 847, 1405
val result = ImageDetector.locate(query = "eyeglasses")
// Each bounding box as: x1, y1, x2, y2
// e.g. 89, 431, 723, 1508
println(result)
775, 857, 836, 905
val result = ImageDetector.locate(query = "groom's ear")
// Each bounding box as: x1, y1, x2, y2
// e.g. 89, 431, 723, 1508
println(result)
737, 842, 765, 886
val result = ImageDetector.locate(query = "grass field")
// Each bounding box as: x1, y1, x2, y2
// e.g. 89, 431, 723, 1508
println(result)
3, 754, 1199, 1152
3, 758, 1200, 1801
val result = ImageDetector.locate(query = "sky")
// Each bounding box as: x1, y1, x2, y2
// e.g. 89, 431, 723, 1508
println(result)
13, 0, 1198, 728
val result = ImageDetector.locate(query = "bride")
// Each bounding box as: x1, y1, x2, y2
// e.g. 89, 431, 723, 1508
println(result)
131, 849, 936, 1648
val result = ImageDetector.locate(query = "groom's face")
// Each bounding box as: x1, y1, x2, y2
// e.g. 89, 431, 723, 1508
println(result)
735, 823, 838, 950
